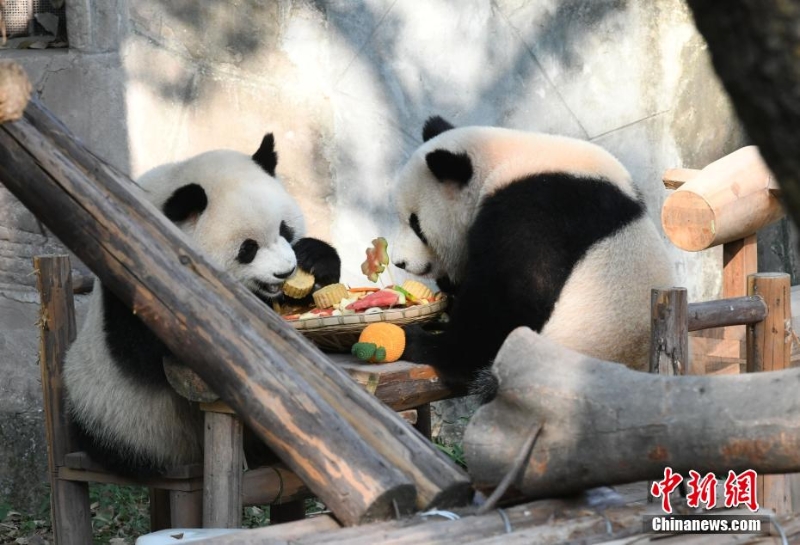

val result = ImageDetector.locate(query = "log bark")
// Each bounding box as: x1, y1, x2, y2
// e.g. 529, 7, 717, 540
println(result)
661, 147, 782, 252
464, 327, 800, 498
684, 0, 800, 236
0, 98, 470, 524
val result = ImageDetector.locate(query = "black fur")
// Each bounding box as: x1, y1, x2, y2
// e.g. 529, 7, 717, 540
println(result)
422, 115, 456, 142
292, 237, 341, 287
403, 173, 644, 391
409, 213, 428, 245
280, 220, 295, 243
425, 150, 473, 186
162, 184, 208, 223
237, 239, 259, 264
252, 133, 278, 177
101, 286, 169, 388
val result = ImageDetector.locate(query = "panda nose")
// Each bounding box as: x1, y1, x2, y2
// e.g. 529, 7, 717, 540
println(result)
395, 261, 407, 270
275, 267, 296, 280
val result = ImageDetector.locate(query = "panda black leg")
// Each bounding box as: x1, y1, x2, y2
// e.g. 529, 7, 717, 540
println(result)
292, 237, 341, 286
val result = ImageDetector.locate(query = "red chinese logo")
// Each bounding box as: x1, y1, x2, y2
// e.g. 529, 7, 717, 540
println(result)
652, 468, 759, 513
686, 470, 717, 509
723, 469, 759, 512
651, 467, 683, 514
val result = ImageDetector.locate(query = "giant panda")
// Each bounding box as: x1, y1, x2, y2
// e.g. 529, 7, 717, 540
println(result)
392, 116, 674, 397
63, 133, 340, 476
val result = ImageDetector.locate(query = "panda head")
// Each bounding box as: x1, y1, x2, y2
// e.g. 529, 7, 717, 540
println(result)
137, 134, 304, 302
392, 116, 482, 286
392, 115, 637, 287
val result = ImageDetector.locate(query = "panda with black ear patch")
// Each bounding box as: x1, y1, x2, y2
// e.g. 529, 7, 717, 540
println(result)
63, 133, 340, 476
393, 116, 674, 398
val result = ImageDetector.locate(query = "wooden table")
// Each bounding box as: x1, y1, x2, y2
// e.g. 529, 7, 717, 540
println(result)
165, 355, 457, 527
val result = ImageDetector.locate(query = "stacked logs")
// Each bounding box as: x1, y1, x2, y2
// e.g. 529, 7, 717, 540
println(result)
0, 63, 471, 526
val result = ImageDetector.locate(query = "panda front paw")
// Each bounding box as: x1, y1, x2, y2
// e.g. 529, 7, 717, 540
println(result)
402, 324, 442, 364
292, 237, 341, 286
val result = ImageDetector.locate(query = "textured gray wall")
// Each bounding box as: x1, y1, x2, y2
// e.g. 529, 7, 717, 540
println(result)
0, 0, 758, 510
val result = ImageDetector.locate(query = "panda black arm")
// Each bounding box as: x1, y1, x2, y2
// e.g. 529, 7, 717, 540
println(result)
292, 237, 341, 286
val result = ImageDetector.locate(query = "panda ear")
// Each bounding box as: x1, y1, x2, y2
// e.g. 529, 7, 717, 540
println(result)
425, 149, 473, 187
163, 183, 208, 223
252, 133, 278, 177
422, 115, 455, 142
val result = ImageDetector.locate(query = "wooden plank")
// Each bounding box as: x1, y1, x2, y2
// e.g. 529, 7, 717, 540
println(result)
57, 467, 203, 491
650, 288, 688, 375
170, 490, 203, 528
63, 451, 202, 479
34, 255, 93, 545
0, 98, 471, 523
747, 272, 793, 515
203, 411, 244, 528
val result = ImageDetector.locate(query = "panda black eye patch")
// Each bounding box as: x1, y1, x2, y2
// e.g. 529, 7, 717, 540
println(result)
280, 221, 295, 243
409, 213, 428, 245
237, 239, 259, 264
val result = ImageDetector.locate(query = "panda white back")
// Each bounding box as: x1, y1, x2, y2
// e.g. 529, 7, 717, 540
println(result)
392, 116, 673, 395
63, 134, 341, 475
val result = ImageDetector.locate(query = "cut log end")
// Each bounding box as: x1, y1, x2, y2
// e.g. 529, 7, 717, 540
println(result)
0, 61, 31, 124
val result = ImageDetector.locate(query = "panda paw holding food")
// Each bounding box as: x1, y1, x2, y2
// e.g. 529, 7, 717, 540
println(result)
392, 116, 674, 400
63, 133, 340, 476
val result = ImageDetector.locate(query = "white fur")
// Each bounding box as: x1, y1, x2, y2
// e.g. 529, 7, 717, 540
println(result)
393, 126, 637, 284
65, 148, 307, 468
392, 125, 673, 371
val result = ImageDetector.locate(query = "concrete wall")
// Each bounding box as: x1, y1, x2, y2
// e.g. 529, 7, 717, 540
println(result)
0, 0, 759, 510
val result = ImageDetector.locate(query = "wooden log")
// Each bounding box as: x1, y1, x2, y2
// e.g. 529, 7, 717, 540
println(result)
34, 256, 93, 545
662, 167, 700, 190
661, 147, 783, 251
198, 498, 648, 545
241, 466, 308, 506
464, 327, 800, 498
650, 288, 688, 375
747, 272, 793, 515
687, 296, 767, 332
0, 99, 474, 524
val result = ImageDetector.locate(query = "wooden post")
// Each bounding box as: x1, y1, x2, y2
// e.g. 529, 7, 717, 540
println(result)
747, 272, 793, 515
149, 488, 171, 531
203, 410, 244, 528
650, 288, 689, 375
169, 490, 203, 528
1, 98, 470, 524
34, 256, 93, 545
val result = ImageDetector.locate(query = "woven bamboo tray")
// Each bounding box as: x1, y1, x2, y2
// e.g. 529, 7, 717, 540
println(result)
290, 297, 448, 352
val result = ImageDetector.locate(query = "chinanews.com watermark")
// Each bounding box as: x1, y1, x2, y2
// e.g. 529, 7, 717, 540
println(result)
645, 467, 771, 536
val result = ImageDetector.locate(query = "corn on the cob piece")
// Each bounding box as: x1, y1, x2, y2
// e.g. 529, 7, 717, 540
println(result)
282, 269, 315, 299
401, 279, 434, 301
312, 283, 349, 309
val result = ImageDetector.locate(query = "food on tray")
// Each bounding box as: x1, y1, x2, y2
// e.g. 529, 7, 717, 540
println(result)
401, 279, 433, 301
351, 323, 406, 363
312, 283, 349, 309
282, 269, 315, 299
361, 237, 390, 283
345, 289, 400, 311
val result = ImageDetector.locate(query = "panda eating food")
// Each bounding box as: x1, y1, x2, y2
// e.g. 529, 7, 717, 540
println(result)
63, 133, 340, 476
392, 116, 674, 398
